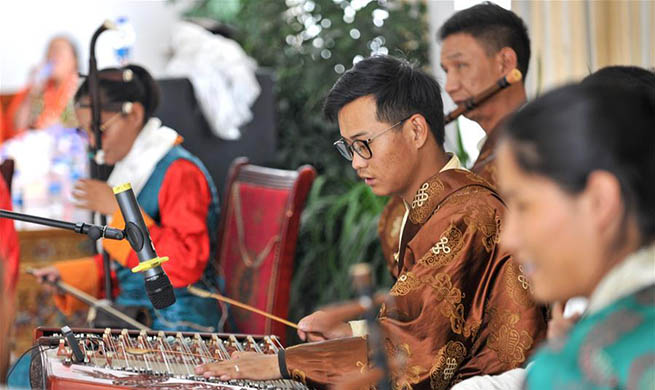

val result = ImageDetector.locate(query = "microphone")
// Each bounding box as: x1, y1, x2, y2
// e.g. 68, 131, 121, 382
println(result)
113, 183, 176, 309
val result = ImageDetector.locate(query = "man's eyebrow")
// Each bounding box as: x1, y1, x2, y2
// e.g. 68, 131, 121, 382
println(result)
444, 52, 463, 60
349, 131, 367, 139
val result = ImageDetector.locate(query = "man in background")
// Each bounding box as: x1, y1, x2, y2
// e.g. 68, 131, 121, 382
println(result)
380, 1, 531, 266
438, 1, 530, 184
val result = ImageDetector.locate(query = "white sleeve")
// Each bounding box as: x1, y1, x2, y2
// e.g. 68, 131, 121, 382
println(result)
450, 367, 527, 390
348, 320, 368, 337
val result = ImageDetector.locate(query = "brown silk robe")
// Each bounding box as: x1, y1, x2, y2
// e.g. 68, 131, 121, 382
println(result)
380, 125, 503, 266
285, 168, 547, 389
469, 124, 504, 187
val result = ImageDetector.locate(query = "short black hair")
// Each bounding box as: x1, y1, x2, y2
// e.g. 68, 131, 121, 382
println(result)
323, 55, 445, 146
582, 65, 655, 94
438, 2, 531, 78
75, 64, 160, 126
503, 83, 655, 247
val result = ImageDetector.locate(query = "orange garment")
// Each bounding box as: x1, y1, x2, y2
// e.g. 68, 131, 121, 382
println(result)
0, 176, 19, 294
3, 73, 78, 140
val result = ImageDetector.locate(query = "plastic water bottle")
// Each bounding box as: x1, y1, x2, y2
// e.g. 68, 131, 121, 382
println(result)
113, 16, 136, 65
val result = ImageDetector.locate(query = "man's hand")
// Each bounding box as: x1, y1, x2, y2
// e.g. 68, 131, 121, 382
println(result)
73, 179, 119, 216
547, 301, 581, 340
194, 351, 280, 381
31, 266, 63, 295
297, 310, 353, 342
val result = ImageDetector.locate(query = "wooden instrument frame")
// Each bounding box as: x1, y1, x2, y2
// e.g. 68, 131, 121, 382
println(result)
31, 327, 306, 390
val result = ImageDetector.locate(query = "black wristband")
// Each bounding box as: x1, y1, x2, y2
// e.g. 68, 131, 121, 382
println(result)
277, 349, 290, 379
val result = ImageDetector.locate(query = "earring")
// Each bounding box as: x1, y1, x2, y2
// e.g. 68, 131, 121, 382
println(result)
121, 102, 133, 114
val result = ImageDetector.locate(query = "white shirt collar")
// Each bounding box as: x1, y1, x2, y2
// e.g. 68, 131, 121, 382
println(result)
586, 244, 655, 315
107, 117, 179, 196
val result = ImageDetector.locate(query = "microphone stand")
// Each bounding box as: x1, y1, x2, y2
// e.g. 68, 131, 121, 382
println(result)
0, 209, 124, 241
0, 209, 153, 329
350, 263, 391, 390
88, 21, 115, 302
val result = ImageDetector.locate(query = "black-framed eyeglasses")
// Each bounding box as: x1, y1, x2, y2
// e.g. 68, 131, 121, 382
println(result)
333, 115, 412, 161
77, 111, 124, 135
74, 101, 133, 134
74, 101, 133, 114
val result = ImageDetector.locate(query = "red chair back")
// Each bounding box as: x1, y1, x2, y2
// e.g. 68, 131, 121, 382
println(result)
217, 158, 316, 343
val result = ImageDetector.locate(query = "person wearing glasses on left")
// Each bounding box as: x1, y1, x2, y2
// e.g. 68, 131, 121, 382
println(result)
31, 64, 222, 333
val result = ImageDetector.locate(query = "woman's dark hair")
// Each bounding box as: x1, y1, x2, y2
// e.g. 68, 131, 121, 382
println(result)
582, 65, 655, 92
503, 83, 655, 246
74, 64, 160, 125
323, 55, 445, 146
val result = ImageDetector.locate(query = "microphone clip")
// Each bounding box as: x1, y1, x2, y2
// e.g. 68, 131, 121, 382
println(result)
74, 222, 125, 241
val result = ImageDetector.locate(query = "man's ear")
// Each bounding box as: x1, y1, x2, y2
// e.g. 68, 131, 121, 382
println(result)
497, 47, 519, 74
408, 114, 430, 149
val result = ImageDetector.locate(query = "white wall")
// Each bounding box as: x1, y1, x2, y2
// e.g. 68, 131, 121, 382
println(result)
0, 0, 192, 93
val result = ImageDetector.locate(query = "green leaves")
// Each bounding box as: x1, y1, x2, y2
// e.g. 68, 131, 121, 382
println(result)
234, 0, 428, 332
289, 177, 392, 325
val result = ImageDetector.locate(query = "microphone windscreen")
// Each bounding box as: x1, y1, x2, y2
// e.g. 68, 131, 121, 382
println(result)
145, 273, 176, 309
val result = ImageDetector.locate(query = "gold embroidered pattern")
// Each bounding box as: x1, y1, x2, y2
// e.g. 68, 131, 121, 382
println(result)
486, 307, 534, 367
390, 272, 422, 296
429, 341, 467, 390
423, 273, 479, 338
290, 369, 306, 385
433, 237, 450, 253
412, 183, 430, 209
409, 178, 445, 225
504, 261, 535, 308
390, 271, 479, 337
418, 224, 464, 269
384, 340, 427, 390
463, 203, 500, 252
356, 361, 368, 374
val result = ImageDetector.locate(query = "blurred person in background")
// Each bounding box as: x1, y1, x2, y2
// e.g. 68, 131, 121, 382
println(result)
497, 83, 654, 389
31, 64, 222, 332
450, 63, 655, 390
2, 36, 79, 142
438, 1, 530, 184
0, 176, 18, 388
0, 260, 15, 386
582, 64, 655, 91
0, 175, 19, 295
